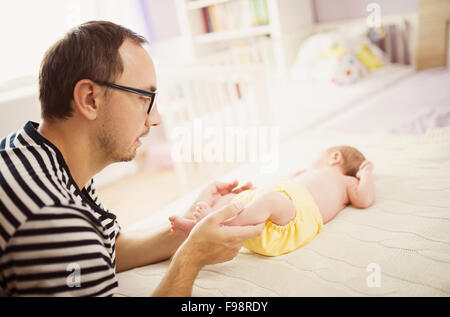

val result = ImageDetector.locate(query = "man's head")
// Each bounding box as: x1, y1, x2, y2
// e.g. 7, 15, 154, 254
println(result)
311, 145, 366, 177
39, 20, 160, 162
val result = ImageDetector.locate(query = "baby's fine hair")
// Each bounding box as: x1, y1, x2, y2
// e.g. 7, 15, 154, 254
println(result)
327, 145, 366, 177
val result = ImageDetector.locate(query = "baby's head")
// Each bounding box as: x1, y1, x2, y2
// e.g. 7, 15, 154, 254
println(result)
311, 145, 366, 177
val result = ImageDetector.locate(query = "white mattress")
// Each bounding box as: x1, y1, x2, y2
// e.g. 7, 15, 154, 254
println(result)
116, 128, 450, 297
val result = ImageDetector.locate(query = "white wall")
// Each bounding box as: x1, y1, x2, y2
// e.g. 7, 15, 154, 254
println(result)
0, 88, 40, 137
147, 0, 181, 41
312, 0, 418, 22
0, 0, 150, 137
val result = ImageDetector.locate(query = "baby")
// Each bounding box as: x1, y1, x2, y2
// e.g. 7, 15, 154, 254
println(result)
170, 145, 375, 256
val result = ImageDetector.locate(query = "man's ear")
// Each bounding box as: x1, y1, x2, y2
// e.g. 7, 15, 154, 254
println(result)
328, 151, 343, 166
72, 79, 101, 121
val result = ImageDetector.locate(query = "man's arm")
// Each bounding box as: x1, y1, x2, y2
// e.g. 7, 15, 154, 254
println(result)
115, 222, 186, 273
150, 235, 204, 297
153, 203, 263, 296
346, 161, 375, 209
115, 180, 254, 273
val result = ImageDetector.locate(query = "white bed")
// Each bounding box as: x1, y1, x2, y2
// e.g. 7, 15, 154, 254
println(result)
269, 64, 415, 139
115, 125, 450, 297
315, 67, 450, 135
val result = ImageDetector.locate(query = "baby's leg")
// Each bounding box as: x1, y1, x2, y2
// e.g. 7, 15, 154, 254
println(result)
195, 193, 237, 219
169, 216, 196, 237
223, 190, 295, 227
169, 193, 237, 237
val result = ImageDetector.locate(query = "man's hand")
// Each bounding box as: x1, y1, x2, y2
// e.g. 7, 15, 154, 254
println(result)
184, 180, 253, 219
153, 203, 263, 296
197, 180, 253, 207
356, 160, 374, 179
185, 203, 263, 267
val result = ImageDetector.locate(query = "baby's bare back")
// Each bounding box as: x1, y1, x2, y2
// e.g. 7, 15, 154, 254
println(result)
293, 168, 350, 223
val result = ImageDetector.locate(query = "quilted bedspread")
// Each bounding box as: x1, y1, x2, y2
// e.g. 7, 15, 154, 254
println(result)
116, 128, 450, 297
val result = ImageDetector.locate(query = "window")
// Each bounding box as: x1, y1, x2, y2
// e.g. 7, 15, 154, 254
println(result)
0, 0, 149, 88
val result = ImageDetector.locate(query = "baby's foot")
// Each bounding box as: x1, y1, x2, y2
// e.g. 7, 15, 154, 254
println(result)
169, 216, 196, 237
194, 201, 212, 220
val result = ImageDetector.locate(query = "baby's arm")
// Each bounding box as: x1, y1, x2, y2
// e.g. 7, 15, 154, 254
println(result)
223, 190, 296, 227
346, 160, 375, 208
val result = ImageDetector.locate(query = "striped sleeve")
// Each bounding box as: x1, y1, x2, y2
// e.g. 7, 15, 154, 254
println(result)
0, 206, 119, 297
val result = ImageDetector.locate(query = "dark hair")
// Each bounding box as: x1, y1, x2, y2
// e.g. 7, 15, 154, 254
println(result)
39, 20, 147, 121
327, 145, 366, 177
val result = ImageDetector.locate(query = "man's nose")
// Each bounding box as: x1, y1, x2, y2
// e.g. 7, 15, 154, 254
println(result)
145, 104, 161, 127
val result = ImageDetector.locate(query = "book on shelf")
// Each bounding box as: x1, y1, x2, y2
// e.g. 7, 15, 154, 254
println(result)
201, 8, 213, 32
196, 0, 269, 34
251, 0, 269, 25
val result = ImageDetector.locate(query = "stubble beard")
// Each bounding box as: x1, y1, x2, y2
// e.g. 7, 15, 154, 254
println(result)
96, 123, 137, 164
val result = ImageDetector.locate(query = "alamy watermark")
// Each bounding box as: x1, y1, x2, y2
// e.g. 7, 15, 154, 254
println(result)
170, 118, 280, 174
66, 263, 81, 288
66, 2, 82, 29
366, 263, 381, 288
367, 3, 381, 28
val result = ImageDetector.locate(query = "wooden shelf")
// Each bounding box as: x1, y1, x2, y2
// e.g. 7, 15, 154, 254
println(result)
194, 24, 272, 44
175, 0, 314, 75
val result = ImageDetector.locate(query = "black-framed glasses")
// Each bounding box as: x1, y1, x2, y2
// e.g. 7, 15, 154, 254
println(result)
93, 80, 156, 114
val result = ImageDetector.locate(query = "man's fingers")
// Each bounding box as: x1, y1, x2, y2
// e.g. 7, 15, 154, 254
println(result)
232, 182, 253, 194
216, 180, 239, 195
211, 180, 252, 195
208, 203, 243, 224
222, 223, 264, 241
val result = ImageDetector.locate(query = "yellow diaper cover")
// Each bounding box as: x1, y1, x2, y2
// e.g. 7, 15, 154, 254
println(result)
231, 179, 323, 257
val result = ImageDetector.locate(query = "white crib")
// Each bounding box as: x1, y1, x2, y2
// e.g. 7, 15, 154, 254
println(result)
156, 65, 272, 191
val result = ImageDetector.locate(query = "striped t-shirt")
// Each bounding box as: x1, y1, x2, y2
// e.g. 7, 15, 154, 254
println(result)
0, 121, 120, 296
